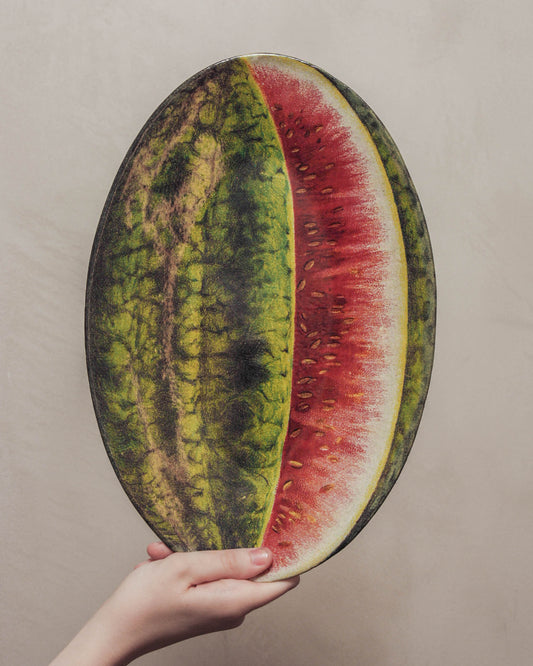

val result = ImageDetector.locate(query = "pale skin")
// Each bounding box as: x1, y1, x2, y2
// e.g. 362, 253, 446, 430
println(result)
50, 543, 299, 666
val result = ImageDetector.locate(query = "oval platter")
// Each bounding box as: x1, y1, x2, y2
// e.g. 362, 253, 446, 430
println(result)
85, 54, 436, 581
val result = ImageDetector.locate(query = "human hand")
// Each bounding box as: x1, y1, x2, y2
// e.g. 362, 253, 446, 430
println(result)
50, 543, 299, 666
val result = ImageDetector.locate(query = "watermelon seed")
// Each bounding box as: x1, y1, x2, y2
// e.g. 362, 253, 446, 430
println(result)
304, 173, 317, 181
288, 460, 303, 468
278, 541, 292, 548
314, 125, 323, 133
297, 376, 314, 384
324, 162, 335, 170
319, 369, 328, 375
296, 187, 307, 194
279, 121, 286, 128
290, 428, 302, 438
319, 445, 329, 451
301, 358, 316, 365
297, 279, 306, 291
308, 240, 321, 247
298, 391, 313, 399
314, 431, 325, 437
310, 339, 322, 349
324, 354, 337, 360
291, 147, 300, 153
282, 480, 293, 490
299, 322, 308, 333
298, 164, 309, 171
328, 455, 339, 463
297, 403, 310, 411
286, 129, 294, 138
333, 206, 344, 213
271, 525, 280, 533
304, 260, 315, 270
320, 484, 335, 493
321, 187, 334, 194
306, 330, 319, 338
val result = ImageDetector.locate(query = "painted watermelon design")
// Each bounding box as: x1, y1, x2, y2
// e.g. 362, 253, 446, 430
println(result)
86, 54, 435, 580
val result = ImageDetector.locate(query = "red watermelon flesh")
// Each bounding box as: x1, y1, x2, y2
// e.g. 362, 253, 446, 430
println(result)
249, 57, 408, 579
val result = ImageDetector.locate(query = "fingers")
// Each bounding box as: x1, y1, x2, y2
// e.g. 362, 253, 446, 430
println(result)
193, 575, 300, 616
146, 541, 173, 560
133, 542, 173, 569
229, 575, 301, 613
170, 547, 273, 586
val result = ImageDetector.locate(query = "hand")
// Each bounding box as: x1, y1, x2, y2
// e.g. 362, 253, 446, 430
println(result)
50, 543, 299, 666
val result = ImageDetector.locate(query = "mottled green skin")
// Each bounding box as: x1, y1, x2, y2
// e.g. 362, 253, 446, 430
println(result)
86, 60, 294, 550
87, 55, 435, 562
317, 70, 436, 554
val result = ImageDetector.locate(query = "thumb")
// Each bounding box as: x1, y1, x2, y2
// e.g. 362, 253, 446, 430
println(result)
171, 548, 273, 586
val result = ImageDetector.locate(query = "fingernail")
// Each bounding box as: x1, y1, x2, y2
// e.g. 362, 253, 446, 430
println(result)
250, 548, 270, 566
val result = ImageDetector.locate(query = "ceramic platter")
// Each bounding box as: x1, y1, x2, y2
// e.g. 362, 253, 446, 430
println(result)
85, 54, 435, 580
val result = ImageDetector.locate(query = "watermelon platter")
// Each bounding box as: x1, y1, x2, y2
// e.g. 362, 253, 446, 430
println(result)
85, 54, 435, 581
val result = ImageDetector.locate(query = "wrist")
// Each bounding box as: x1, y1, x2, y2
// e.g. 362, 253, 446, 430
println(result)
49, 604, 134, 666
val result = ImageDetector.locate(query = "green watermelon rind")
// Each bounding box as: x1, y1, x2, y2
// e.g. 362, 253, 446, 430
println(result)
85, 59, 295, 550
86, 53, 436, 567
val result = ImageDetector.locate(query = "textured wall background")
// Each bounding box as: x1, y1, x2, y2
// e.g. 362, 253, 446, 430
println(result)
1, 1, 532, 664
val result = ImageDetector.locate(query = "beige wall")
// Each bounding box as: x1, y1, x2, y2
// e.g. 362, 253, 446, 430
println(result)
2, 1, 532, 664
